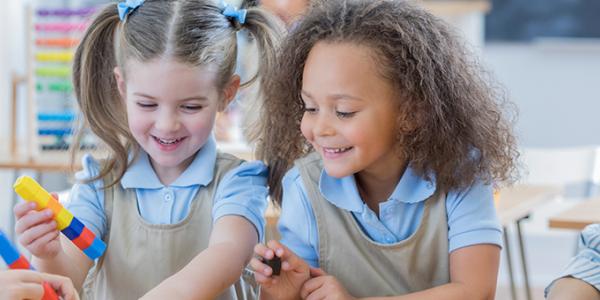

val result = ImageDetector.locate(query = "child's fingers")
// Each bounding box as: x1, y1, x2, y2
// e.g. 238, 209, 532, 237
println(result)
5, 269, 44, 283
9, 282, 45, 300
27, 229, 59, 252
304, 286, 327, 300
13, 202, 38, 219
18, 220, 57, 247
41, 273, 79, 300
266, 240, 305, 272
254, 243, 276, 260
15, 210, 54, 234
249, 257, 272, 277
309, 267, 326, 277
50, 192, 59, 201
300, 277, 323, 299
253, 269, 275, 285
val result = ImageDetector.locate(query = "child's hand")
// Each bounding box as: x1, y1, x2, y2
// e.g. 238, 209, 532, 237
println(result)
300, 268, 356, 300
251, 240, 310, 300
0, 269, 79, 300
14, 193, 63, 259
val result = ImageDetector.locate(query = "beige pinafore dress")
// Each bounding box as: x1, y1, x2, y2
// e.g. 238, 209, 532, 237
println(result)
82, 152, 257, 300
295, 153, 450, 297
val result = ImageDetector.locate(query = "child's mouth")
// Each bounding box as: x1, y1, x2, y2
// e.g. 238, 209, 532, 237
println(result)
152, 136, 186, 146
323, 147, 353, 154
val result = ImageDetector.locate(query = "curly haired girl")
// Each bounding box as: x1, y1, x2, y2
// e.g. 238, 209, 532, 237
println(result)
250, 0, 518, 299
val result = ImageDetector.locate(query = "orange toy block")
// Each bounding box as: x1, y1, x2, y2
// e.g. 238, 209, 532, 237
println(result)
47, 198, 74, 230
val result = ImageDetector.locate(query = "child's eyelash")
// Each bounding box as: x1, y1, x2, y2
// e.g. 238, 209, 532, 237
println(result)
182, 105, 203, 110
304, 107, 318, 113
336, 111, 356, 118
137, 102, 156, 108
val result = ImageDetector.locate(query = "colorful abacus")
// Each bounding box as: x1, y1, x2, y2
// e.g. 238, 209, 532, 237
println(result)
0, 230, 58, 300
13, 176, 106, 260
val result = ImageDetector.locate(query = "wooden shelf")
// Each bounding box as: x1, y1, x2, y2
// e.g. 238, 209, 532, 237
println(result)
420, 0, 491, 15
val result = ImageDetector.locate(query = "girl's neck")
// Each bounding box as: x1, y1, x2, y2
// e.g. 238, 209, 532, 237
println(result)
149, 155, 195, 186
354, 160, 408, 216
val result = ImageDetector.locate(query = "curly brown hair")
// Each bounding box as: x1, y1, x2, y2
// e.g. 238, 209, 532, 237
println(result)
250, 0, 518, 204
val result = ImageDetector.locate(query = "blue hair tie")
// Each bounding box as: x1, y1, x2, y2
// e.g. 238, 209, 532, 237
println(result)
118, 0, 144, 21
221, 1, 247, 25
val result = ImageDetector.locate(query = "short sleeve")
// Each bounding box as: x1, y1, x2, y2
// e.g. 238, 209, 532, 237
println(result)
65, 154, 106, 239
277, 167, 320, 268
212, 160, 269, 242
446, 181, 503, 252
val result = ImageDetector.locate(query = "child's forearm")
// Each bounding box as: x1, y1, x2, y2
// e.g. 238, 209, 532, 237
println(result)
142, 241, 249, 300
362, 282, 495, 300
259, 288, 302, 300
32, 237, 92, 291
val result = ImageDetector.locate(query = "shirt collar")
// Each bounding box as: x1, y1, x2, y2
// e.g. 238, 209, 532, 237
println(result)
121, 136, 217, 189
319, 165, 436, 212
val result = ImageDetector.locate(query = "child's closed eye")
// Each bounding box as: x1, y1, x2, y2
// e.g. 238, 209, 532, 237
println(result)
136, 102, 157, 109
336, 111, 356, 118
304, 107, 318, 114
181, 105, 203, 111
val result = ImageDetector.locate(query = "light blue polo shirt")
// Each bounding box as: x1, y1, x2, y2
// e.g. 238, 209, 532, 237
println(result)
66, 136, 268, 241
278, 165, 503, 267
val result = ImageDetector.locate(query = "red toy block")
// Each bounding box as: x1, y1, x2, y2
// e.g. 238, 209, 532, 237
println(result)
72, 227, 95, 250
41, 282, 59, 300
9, 255, 31, 270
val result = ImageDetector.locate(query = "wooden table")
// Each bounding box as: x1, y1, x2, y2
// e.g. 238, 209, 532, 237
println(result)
495, 184, 561, 300
496, 185, 561, 226
549, 198, 600, 230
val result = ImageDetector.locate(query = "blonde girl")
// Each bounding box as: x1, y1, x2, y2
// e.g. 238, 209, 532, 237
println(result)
14, 0, 281, 299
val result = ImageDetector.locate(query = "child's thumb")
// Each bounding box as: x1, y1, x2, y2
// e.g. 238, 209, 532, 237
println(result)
309, 267, 326, 277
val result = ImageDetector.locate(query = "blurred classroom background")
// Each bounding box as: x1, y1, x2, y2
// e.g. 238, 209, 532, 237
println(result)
1, 1, 599, 299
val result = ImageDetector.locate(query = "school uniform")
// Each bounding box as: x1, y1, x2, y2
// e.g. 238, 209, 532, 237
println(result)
279, 152, 502, 296
67, 136, 267, 299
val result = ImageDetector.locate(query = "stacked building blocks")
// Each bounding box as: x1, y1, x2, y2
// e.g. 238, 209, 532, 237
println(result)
0, 230, 59, 300
13, 175, 106, 260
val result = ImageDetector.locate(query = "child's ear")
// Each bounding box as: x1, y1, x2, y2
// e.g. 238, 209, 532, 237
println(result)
218, 75, 241, 112
113, 67, 126, 100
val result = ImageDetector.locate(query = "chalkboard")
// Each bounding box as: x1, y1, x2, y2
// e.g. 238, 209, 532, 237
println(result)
485, 0, 600, 42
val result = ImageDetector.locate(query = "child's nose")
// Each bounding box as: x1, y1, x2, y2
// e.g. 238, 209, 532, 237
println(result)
313, 114, 334, 137
155, 113, 180, 132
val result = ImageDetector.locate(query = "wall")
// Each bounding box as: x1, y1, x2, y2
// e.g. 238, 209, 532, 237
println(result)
483, 40, 600, 148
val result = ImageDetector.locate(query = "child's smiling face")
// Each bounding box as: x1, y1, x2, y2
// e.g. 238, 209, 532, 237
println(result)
300, 42, 405, 179
115, 58, 236, 183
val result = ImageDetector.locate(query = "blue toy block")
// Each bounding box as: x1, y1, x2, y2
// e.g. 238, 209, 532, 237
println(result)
61, 217, 84, 240
82, 238, 106, 260
0, 231, 20, 265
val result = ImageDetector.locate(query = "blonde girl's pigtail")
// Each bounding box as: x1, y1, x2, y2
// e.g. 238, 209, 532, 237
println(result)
229, 5, 287, 202
71, 3, 134, 187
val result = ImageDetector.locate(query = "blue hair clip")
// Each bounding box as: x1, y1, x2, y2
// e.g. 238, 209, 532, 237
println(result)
221, 1, 247, 25
118, 0, 145, 21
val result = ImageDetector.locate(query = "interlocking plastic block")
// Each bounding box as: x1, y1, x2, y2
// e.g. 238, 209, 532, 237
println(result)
9, 255, 32, 270
46, 197, 74, 230
62, 217, 84, 240
13, 176, 106, 260
83, 238, 107, 260
0, 231, 20, 265
13, 176, 53, 208
42, 283, 58, 300
72, 227, 95, 250
0, 230, 58, 300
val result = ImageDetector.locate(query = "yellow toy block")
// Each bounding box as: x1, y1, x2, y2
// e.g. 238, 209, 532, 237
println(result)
55, 209, 74, 231
13, 176, 54, 208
